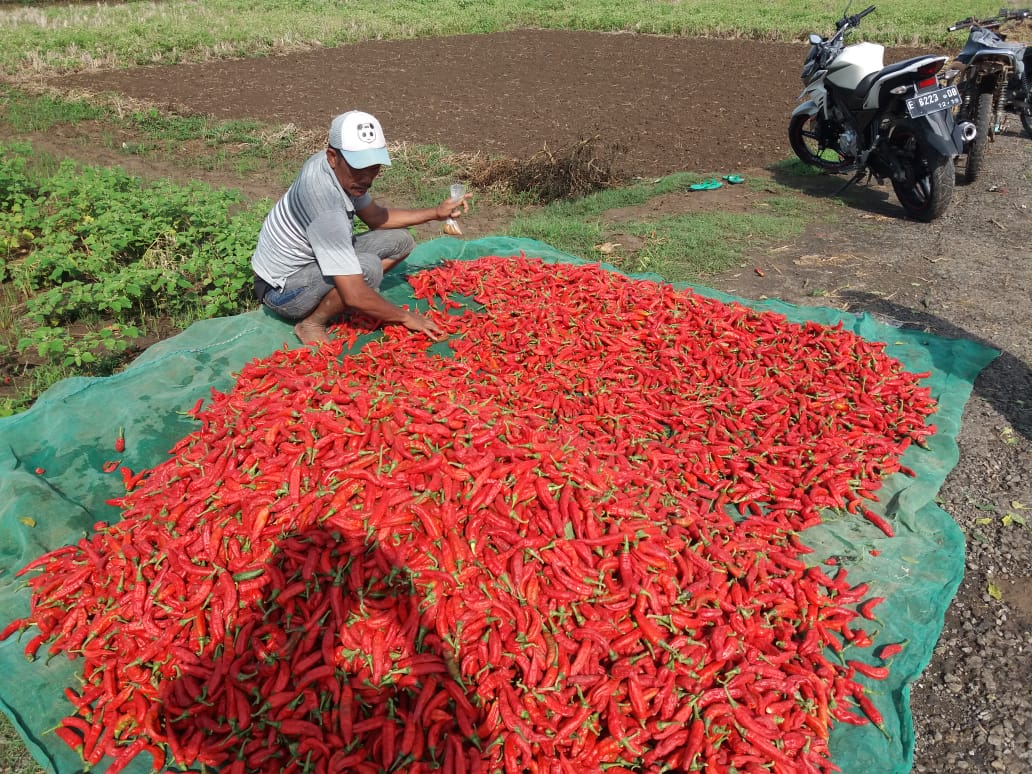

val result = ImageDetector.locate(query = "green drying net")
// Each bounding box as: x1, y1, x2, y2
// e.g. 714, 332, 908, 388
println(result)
0, 237, 997, 773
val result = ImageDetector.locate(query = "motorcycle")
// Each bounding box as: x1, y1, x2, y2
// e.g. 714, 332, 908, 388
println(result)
942, 8, 1032, 183
788, 4, 974, 222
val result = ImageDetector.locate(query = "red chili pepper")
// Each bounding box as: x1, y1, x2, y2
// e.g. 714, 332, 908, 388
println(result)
857, 693, 885, 729
878, 642, 904, 659
0, 618, 27, 641
858, 596, 886, 620
861, 506, 895, 537
848, 659, 891, 680
115, 427, 126, 454
7, 257, 939, 773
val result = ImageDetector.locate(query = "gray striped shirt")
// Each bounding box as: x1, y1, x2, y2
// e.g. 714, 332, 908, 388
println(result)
251, 151, 372, 288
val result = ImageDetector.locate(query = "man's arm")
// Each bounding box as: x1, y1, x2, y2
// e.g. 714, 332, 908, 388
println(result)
333, 274, 445, 341
357, 193, 471, 230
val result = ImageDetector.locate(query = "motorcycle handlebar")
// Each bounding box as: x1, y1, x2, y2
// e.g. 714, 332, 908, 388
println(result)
949, 18, 1002, 32
849, 6, 876, 27
950, 8, 1030, 31
835, 5, 876, 32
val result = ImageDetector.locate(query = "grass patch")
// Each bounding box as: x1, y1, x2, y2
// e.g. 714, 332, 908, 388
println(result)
379, 142, 477, 209
0, 0, 1003, 78
626, 211, 804, 279
508, 174, 811, 280
128, 107, 259, 144
0, 88, 107, 132
771, 157, 826, 178
512, 207, 807, 280
1, 85, 313, 179
0, 86, 474, 210
0, 712, 43, 773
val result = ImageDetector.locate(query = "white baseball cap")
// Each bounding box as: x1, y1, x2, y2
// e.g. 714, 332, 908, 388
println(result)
328, 111, 391, 169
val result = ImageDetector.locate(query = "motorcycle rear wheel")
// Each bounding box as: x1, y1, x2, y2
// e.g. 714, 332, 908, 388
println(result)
962, 91, 994, 184
1021, 76, 1032, 138
788, 113, 854, 172
889, 131, 955, 222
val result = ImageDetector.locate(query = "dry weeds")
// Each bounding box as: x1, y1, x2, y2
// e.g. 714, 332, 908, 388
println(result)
467, 135, 627, 203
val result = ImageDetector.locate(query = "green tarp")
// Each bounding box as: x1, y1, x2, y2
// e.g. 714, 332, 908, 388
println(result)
0, 237, 998, 773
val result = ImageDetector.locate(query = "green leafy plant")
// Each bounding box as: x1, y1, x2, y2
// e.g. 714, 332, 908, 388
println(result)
0, 141, 264, 389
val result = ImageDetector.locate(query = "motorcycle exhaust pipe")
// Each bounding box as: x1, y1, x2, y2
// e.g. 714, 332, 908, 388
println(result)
958, 122, 977, 143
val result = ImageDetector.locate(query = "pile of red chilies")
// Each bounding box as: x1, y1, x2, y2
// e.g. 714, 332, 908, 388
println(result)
3, 256, 936, 773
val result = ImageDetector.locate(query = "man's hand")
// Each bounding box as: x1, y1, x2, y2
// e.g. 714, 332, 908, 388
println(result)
402, 310, 447, 342
435, 192, 473, 221
334, 275, 447, 341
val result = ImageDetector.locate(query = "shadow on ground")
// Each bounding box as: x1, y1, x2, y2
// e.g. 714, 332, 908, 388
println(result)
769, 164, 967, 223
841, 290, 1029, 440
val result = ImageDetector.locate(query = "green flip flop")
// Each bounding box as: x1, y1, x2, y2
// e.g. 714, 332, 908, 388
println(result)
689, 178, 722, 191
722, 174, 745, 184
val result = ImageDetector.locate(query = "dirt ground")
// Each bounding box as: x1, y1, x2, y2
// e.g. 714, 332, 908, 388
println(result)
53, 30, 944, 178
9, 29, 1032, 773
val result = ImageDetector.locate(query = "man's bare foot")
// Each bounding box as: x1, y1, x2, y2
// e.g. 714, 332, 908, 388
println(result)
294, 321, 332, 345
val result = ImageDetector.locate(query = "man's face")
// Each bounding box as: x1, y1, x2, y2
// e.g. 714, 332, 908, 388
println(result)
327, 148, 381, 197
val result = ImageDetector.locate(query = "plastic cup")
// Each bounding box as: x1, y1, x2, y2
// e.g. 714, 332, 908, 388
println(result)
450, 183, 465, 201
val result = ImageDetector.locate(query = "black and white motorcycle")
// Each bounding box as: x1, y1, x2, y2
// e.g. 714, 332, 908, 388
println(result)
788, 4, 975, 221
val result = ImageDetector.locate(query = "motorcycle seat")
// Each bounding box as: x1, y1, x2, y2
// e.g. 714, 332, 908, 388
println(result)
848, 56, 945, 108
957, 44, 1026, 63
958, 28, 1026, 63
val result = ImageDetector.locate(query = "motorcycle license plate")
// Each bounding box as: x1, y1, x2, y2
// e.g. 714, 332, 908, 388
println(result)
905, 86, 962, 118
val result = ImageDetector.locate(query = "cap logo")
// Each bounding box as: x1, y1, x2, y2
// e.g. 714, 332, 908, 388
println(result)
356, 122, 377, 144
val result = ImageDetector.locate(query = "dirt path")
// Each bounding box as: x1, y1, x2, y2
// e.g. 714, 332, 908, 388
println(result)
10, 28, 1032, 774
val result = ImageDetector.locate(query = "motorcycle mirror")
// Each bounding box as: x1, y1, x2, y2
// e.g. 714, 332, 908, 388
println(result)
809, 33, 823, 44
